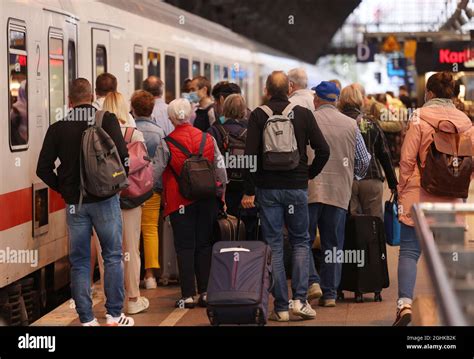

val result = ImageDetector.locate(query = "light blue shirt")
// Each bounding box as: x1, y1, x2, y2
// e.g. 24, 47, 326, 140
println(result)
151, 98, 174, 136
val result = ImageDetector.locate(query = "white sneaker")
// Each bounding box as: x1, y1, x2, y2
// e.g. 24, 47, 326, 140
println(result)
307, 283, 323, 301
82, 318, 100, 327
127, 296, 150, 315
105, 313, 135, 326
291, 299, 316, 320
268, 310, 289, 322
144, 277, 157, 289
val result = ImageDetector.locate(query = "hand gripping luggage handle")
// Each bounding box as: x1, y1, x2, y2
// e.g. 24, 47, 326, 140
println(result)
237, 202, 260, 241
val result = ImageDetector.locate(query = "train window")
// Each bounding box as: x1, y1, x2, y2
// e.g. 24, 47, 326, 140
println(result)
223, 66, 229, 80
192, 60, 200, 77
179, 57, 189, 93
147, 50, 160, 77
214, 64, 220, 83
134, 45, 143, 90
96, 45, 107, 76
8, 21, 28, 151
204, 62, 211, 80
68, 40, 77, 90
165, 54, 176, 104
49, 32, 65, 125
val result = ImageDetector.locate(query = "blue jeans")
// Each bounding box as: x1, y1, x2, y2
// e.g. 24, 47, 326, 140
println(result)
66, 195, 124, 323
308, 203, 347, 300
398, 223, 421, 304
256, 188, 311, 312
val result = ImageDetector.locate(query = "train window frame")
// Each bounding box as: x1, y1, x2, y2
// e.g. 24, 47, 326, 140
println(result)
7, 18, 29, 152
223, 65, 229, 80
179, 56, 189, 94
204, 62, 211, 81
67, 39, 77, 91
192, 59, 201, 78
213, 64, 221, 83
95, 45, 107, 76
147, 48, 161, 78
48, 28, 65, 125
134, 45, 143, 90
164, 52, 176, 104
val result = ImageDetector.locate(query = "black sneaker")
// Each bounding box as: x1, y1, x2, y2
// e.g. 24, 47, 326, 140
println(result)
198, 293, 208, 307
393, 305, 412, 326
175, 297, 195, 309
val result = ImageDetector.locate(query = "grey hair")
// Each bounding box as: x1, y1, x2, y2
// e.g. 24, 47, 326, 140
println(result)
288, 68, 308, 89
167, 98, 193, 124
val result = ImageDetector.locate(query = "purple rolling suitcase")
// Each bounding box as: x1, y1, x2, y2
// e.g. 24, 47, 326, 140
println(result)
206, 240, 272, 326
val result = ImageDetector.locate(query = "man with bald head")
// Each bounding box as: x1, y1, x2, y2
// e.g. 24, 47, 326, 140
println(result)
143, 76, 173, 135
242, 70, 330, 322
37, 78, 133, 326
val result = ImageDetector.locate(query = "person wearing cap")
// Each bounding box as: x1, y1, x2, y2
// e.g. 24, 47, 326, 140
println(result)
306, 81, 371, 308
241, 71, 330, 322
288, 68, 315, 112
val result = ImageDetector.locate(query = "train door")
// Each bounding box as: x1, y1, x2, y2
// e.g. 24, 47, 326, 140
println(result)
65, 20, 78, 102
91, 28, 110, 90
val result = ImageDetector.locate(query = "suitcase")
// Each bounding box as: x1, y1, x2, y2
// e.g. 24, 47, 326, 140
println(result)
338, 214, 389, 303
213, 211, 246, 243
158, 215, 179, 286
206, 240, 272, 326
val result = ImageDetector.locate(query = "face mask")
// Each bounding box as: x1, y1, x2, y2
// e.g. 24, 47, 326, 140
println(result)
219, 115, 226, 124
187, 91, 200, 103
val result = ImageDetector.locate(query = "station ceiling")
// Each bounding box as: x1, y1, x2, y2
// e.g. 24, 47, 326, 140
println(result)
163, 0, 361, 64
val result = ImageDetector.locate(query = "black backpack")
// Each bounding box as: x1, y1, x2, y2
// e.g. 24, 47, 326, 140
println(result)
214, 122, 247, 185
165, 132, 217, 200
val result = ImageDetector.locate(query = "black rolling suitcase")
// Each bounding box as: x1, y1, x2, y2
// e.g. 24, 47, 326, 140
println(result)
207, 211, 272, 325
338, 214, 389, 303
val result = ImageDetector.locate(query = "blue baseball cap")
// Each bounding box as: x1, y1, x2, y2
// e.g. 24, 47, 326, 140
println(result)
311, 81, 340, 102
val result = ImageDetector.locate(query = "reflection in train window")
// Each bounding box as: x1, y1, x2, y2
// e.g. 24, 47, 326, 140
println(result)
223, 66, 229, 80
49, 33, 65, 125
165, 54, 176, 104
192, 60, 200, 77
8, 23, 28, 150
214, 64, 220, 83
148, 50, 160, 77
96, 45, 107, 76
204, 62, 211, 80
134, 46, 143, 90
68, 40, 77, 90
179, 57, 189, 93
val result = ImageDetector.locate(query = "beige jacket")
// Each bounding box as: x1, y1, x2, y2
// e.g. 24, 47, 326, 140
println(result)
397, 99, 474, 226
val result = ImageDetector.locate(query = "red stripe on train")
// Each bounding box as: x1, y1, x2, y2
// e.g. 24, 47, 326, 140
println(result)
0, 188, 65, 231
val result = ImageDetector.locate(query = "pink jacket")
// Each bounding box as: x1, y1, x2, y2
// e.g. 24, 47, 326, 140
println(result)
398, 99, 474, 226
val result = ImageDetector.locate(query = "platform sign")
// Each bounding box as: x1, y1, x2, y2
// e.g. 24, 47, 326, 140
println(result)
356, 42, 376, 62
416, 41, 474, 73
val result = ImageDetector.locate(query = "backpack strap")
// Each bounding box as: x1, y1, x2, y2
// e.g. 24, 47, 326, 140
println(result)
124, 127, 135, 144
94, 110, 106, 128
282, 103, 297, 118
198, 132, 208, 156
259, 105, 273, 118
214, 122, 229, 150
164, 136, 192, 157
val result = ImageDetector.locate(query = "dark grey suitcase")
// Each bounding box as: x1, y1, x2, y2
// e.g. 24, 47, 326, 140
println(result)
158, 215, 179, 286
206, 241, 272, 326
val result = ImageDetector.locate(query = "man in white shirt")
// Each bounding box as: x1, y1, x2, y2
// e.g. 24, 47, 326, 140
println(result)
143, 76, 174, 136
288, 68, 315, 112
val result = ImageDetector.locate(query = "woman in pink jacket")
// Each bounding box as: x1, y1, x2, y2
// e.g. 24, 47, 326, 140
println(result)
394, 72, 474, 326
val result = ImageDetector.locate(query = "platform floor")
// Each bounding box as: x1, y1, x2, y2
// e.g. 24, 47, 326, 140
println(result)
33, 179, 453, 327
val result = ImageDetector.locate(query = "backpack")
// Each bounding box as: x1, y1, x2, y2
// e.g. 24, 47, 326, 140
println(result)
259, 104, 300, 171
119, 127, 154, 209
419, 119, 473, 198
214, 122, 247, 184
164, 132, 217, 200
79, 110, 128, 207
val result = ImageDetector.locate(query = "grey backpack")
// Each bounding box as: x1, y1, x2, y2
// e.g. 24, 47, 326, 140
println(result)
260, 104, 300, 171
79, 110, 128, 206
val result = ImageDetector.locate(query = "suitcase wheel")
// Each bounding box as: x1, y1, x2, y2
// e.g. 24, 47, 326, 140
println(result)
355, 292, 364, 303
374, 292, 382, 302
336, 291, 344, 301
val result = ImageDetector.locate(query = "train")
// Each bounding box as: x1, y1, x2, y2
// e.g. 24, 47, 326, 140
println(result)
0, 0, 325, 316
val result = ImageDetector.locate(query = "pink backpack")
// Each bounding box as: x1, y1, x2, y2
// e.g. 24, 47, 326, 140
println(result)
120, 127, 154, 209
